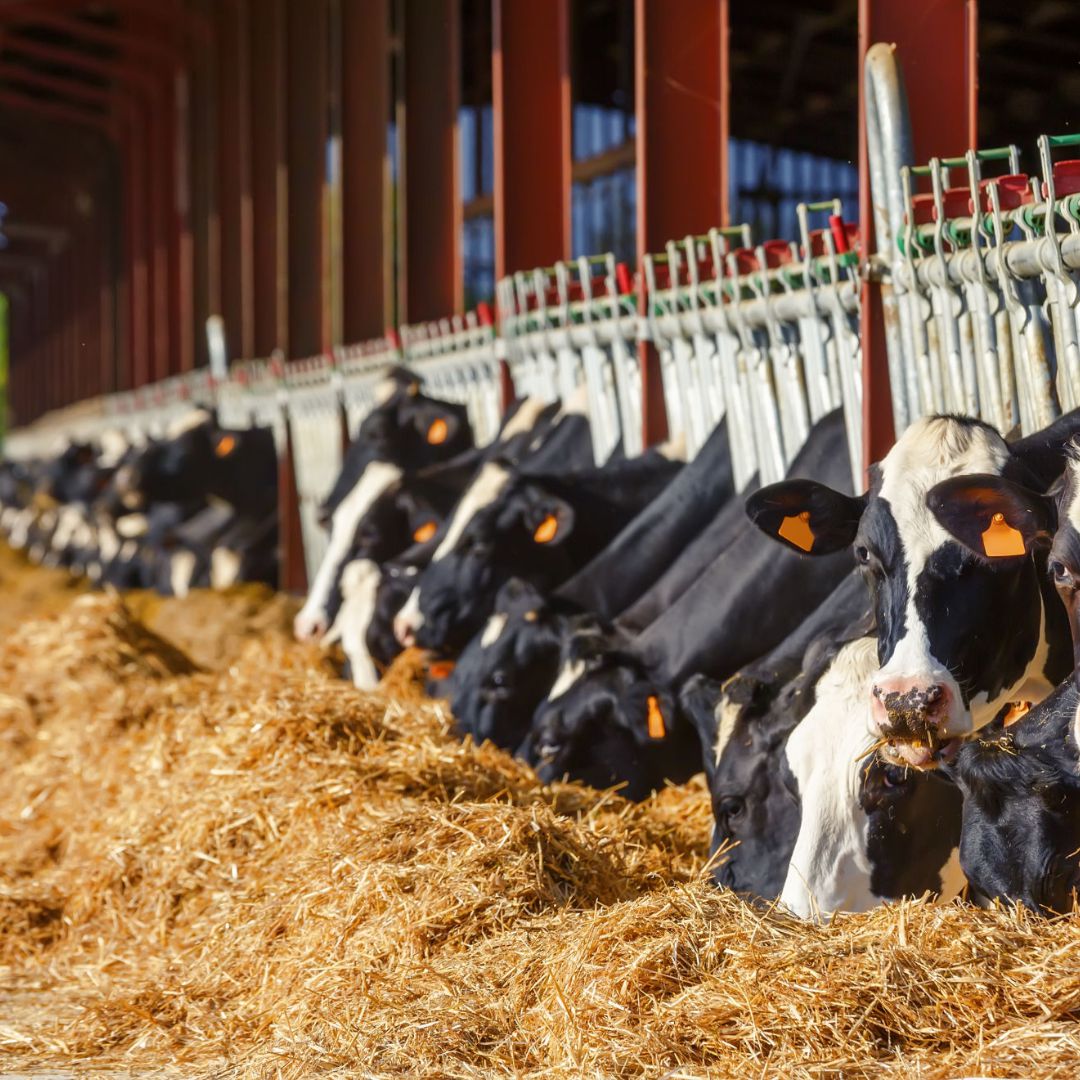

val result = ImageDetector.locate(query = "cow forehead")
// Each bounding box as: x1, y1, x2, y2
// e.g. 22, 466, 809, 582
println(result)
1064, 452, 1080, 537
432, 462, 511, 561
876, 417, 1009, 564
165, 408, 212, 439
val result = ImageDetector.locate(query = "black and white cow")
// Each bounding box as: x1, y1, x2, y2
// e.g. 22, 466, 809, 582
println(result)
923, 445, 1080, 911
393, 450, 683, 653
294, 372, 476, 642
445, 422, 737, 742
680, 570, 870, 898
746, 414, 1078, 769
519, 410, 854, 797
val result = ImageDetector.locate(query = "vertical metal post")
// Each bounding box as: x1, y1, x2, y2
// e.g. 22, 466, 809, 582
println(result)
401, 0, 462, 322
219, 0, 254, 362
492, 0, 571, 280
287, 0, 331, 356
250, 0, 289, 356
341, 0, 391, 341
858, 0, 977, 471
635, 0, 729, 447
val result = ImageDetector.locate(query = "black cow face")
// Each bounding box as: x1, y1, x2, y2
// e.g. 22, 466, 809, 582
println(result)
521, 634, 697, 801
448, 580, 581, 751
928, 454, 1080, 669
680, 674, 801, 899
948, 683, 1080, 913
395, 464, 580, 653
747, 416, 1064, 769
319, 372, 471, 524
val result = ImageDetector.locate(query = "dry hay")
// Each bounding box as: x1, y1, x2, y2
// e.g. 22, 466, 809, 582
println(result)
0, 559, 1078, 1076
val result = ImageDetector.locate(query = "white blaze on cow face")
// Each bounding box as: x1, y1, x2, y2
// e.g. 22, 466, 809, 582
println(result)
295, 460, 404, 643
97, 429, 129, 469
211, 547, 243, 590
497, 397, 549, 443
781, 638, 881, 920
394, 463, 511, 647
547, 658, 586, 702
713, 693, 743, 765
325, 558, 383, 690
870, 418, 1021, 748
170, 550, 198, 598
165, 408, 212, 439
480, 612, 509, 648
115, 513, 149, 538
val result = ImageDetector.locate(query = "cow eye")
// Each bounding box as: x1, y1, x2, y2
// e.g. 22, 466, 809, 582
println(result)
854, 544, 871, 566
1051, 559, 1072, 584
718, 795, 745, 818
489, 669, 509, 689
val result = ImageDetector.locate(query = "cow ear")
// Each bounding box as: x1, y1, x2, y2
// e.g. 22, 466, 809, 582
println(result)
745, 480, 866, 556
526, 496, 574, 545
415, 405, 460, 447
926, 474, 1055, 560
679, 675, 721, 782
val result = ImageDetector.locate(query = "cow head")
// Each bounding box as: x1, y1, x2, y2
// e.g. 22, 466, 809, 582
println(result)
448, 579, 578, 751
394, 463, 580, 652
318, 372, 471, 525
520, 630, 694, 802
779, 637, 965, 919
680, 673, 801, 899
927, 446, 1080, 669
747, 416, 1058, 769
947, 681, 1080, 913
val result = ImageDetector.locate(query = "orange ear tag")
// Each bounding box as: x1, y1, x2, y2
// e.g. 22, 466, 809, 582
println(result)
1003, 700, 1032, 728
981, 512, 1026, 558
429, 659, 455, 680
413, 520, 437, 543
778, 510, 815, 552
214, 434, 237, 458
534, 514, 558, 543
426, 418, 449, 445
646, 694, 666, 739
523, 610, 538, 622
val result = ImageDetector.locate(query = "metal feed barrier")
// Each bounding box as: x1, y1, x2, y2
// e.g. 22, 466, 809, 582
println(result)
866, 41, 1080, 442
3, 195, 868, 583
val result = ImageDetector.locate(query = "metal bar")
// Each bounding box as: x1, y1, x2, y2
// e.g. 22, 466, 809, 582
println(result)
492, 0, 571, 280
287, 0, 331, 356
859, 0, 976, 474
341, 0, 391, 341
635, 0, 729, 447
402, 0, 462, 322
249, 0, 288, 357
218, 0, 255, 361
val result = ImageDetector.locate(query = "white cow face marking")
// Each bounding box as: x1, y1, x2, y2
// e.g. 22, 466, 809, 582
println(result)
326, 559, 383, 691
295, 460, 403, 643
211, 547, 243, 590
170, 550, 198, 598
480, 612, 509, 648
547, 658, 586, 702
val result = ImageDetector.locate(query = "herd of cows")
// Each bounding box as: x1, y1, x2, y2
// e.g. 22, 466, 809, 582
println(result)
5, 365, 1080, 919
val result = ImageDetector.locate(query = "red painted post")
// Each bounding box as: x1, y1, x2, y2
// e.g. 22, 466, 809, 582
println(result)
218, 0, 255, 362
634, 0, 729, 447
857, 0, 977, 471
286, 0, 331, 357
249, 0, 288, 356
341, 0, 391, 341
401, 0, 462, 322
492, 0, 572, 281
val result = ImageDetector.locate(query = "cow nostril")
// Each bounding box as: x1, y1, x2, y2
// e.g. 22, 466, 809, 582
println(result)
925, 684, 943, 704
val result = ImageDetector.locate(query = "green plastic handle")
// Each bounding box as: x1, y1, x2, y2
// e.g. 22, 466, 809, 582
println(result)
1048, 133, 1080, 148
801, 200, 840, 213
911, 147, 1015, 175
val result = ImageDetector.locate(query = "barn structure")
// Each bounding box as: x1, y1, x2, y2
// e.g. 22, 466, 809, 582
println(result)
0, 0, 1078, 588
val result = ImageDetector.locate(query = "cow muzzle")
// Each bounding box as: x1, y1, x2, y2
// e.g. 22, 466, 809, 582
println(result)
870, 676, 961, 769
294, 607, 329, 643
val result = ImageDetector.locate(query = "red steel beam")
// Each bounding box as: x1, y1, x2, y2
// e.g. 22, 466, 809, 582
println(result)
857, 0, 977, 470
249, 0, 288, 356
341, 0, 390, 342
634, 0, 729, 447
286, 0, 331, 357
218, 0, 254, 361
492, 0, 571, 281
401, 0, 462, 322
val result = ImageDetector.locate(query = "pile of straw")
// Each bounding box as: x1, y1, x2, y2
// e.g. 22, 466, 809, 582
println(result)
1, 550, 1080, 1077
